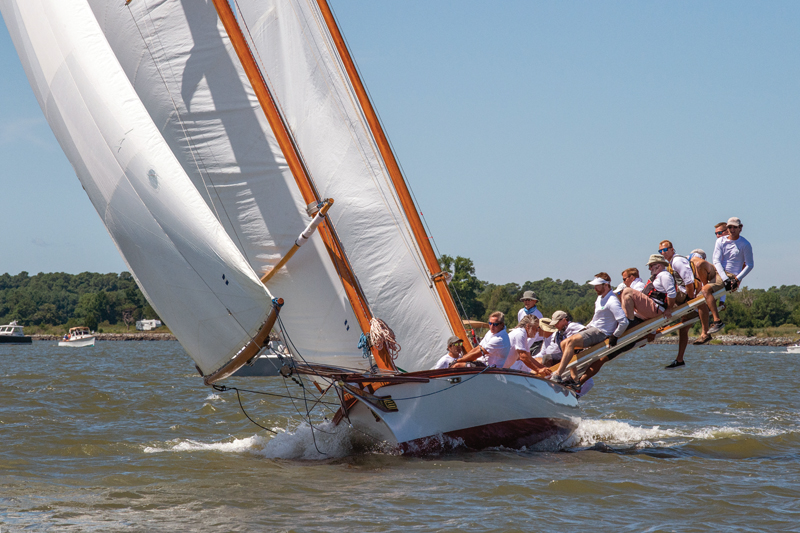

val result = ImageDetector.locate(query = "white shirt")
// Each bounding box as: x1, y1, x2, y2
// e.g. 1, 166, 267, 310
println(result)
630, 278, 646, 291
588, 291, 628, 337
713, 235, 754, 281
432, 354, 457, 370
542, 321, 584, 360
652, 270, 677, 299
479, 328, 511, 367
517, 306, 544, 346
669, 255, 695, 294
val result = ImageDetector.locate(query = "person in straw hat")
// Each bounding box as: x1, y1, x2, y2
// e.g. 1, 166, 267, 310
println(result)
517, 290, 544, 354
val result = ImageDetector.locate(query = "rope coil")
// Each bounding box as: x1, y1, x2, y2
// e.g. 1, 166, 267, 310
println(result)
369, 317, 401, 360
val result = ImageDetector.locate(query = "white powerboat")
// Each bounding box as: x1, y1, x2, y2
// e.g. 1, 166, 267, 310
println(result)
787, 344, 800, 354
58, 327, 97, 347
0, 321, 32, 344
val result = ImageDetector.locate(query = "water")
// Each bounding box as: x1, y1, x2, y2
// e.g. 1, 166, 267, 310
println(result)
2, 341, 799, 532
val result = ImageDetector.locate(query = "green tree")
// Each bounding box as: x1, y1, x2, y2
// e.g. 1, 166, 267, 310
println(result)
439, 255, 486, 320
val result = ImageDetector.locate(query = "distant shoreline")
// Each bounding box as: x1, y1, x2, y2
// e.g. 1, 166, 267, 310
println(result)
654, 335, 796, 347
29, 333, 796, 347
33, 333, 176, 341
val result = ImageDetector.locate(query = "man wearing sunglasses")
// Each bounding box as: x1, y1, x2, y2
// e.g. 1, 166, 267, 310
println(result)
714, 222, 729, 241
454, 311, 511, 368
432, 335, 466, 369
658, 240, 697, 369
713, 217, 754, 294
551, 273, 628, 387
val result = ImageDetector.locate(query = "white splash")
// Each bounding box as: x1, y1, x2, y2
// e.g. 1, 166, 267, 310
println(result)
257, 421, 358, 460
143, 435, 268, 454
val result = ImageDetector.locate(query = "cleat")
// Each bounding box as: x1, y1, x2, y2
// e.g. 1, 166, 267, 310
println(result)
708, 321, 725, 334
665, 359, 685, 369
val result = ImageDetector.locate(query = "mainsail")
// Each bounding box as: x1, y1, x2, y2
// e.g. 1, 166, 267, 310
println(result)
0, 0, 274, 375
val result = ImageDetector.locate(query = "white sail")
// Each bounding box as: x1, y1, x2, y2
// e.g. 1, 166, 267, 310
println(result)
84, 1, 368, 370
235, 0, 455, 371
0, 0, 274, 375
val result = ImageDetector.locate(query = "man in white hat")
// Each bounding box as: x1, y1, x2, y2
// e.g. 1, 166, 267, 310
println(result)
713, 217, 754, 293
551, 273, 628, 386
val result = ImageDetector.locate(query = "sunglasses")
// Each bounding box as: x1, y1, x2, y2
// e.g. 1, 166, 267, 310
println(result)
727, 225, 740, 230
658, 247, 670, 254
715, 230, 726, 236
489, 321, 503, 327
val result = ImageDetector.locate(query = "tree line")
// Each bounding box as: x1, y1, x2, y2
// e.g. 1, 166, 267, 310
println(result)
2, 263, 799, 334
440, 255, 800, 333
0, 271, 158, 331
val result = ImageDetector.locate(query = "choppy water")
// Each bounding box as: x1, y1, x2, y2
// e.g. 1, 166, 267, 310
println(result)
1, 341, 799, 532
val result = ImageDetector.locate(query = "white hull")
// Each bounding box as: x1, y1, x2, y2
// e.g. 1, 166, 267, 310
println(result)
58, 336, 96, 347
787, 345, 800, 354
339, 369, 579, 453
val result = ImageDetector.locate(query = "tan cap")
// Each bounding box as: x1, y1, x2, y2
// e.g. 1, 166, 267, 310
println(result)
550, 310, 569, 323
646, 253, 669, 266
538, 318, 558, 333
727, 217, 742, 227
690, 248, 707, 260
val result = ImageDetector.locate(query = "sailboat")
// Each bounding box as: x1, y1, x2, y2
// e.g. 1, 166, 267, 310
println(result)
2, 0, 713, 453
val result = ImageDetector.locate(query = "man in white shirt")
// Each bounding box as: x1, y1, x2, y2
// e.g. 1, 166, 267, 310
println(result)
517, 290, 544, 353
454, 311, 511, 368
552, 273, 628, 386
432, 335, 465, 370
621, 268, 646, 292
659, 240, 698, 369
505, 315, 550, 376
535, 310, 584, 367
620, 256, 674, 325
713, 217, 754, 293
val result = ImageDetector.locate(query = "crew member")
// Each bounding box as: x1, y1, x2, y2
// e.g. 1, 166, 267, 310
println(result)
688, 249, 726, 344
432, 335, 465, 369
505, 315, 550, 376
517, 290, 544, 353
454, 311, 511, 368
713, 217, 754, 292
659, 240, 697, 369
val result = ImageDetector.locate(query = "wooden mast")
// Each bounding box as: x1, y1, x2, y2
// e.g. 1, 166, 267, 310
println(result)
211, 0, 395, 372
315, 0, 471, 346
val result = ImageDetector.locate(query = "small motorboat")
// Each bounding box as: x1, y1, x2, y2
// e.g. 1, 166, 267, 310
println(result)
58, 327, 97, 347
0, 321, 32, 344
787, 344, 800, 354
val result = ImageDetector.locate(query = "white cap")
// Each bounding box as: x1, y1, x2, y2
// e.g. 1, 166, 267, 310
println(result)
615, 282, 627, 292
589, 277, 610, 286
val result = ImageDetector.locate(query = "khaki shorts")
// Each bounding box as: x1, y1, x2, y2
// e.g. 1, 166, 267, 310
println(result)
705, 270, 725, 293
578, 326, 608, 347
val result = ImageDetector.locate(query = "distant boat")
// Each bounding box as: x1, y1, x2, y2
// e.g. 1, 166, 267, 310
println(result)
58, 327, 97, 348
787, 344, 800, 354
0, 321, 32, 345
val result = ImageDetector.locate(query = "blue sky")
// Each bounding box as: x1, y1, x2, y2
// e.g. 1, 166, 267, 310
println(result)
1, 1, 797, 290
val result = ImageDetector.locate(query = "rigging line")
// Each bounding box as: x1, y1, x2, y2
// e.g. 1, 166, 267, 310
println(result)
126, 2, 253, 267
285, 371, 328, 453
365, 365, 494, 402
212, 384, 341, 407
233, 387, 278, 434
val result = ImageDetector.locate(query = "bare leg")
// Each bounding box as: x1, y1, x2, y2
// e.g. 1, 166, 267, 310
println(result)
698, 303, 710, 336
676, 325, 689, 363
556, 336, 584, 375
702, 284, 721, 322
579, 357, 608, 383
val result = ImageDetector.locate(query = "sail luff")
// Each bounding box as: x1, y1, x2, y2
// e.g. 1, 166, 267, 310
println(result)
315, 0, 471, 346
210, 0, 395, 371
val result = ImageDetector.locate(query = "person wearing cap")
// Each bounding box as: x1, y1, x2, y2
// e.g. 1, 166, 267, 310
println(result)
551, 273, 628, 386
454, 311, 511, 368
688, 249, 726, 344
619, 255, 675, 326
505, 315, 551, 376
517, 290, 544, 353
713, 217, 754, 293
432, 335, 466, 369
535, 310, 584, 368
658, 240, 699, 368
